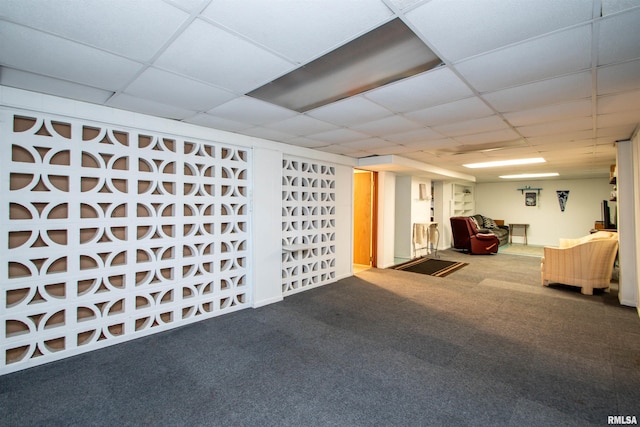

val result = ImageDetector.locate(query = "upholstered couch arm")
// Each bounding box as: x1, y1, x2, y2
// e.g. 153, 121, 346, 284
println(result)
541, 239, 619, 293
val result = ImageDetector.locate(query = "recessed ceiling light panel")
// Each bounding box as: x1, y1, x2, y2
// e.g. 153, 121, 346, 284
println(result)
463, 157, 545, 168
499, 173, 559, 179
247, 19, 442, 113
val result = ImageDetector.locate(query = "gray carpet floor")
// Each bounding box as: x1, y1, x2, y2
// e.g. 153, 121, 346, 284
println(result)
2, 249, 639, 426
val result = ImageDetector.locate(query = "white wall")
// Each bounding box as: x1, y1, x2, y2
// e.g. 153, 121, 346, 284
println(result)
633, 129, 640, 312
376, 171, 396, 268
476, 178, 612, 246
394, 176, 432, 260
617, 140, 638, 307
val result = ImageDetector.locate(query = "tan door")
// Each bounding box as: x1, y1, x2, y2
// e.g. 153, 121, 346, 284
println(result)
353, 170, 375, 266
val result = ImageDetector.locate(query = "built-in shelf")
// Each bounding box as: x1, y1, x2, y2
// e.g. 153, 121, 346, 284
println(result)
452, 183, 474, 216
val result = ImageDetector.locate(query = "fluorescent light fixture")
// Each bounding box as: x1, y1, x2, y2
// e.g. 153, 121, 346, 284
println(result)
247, 19, 442, 113
499, 173, 559, 179
463, 157, 546, 169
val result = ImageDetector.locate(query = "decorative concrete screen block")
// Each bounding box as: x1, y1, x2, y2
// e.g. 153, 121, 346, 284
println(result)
281, 156, 336, 296
1, 112, 250, 374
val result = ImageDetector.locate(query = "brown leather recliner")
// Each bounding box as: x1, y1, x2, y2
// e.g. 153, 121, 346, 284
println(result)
450, 216, 499, 254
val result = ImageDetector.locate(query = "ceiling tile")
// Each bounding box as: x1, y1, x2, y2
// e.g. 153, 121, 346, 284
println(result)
383, 128, 447, 144
0, 0, 189, 61
601, 0, 640, 15
452, 128, 521, 145
125, 68, 236, 111
597, 89, 640, 114
432, 115, 510, 137
155, 19, 295, 93
350, 115, 423, 136
206, 97, 297, 126
107, 93, 196, 120
0, 22, 143, 90
597, 110, 640, 128
284, 137, 332, 149
597, 59, 640, 95
386, 0, 425, 10
597, 124, 638, 138
407, 0, 593, 62
598, 7, 640, 65
364, 67, 473, 112
241, 126, 298, 142
483, 72, 592, 112
503, 99, 592, 126
404, 97, 494, 126
201, 0, 393, 63
306, 96, 393, 126
265, 115, 339, 136
341, 137, 397, 151
306, 128, 371, 143
455, 25, 592, 92
183, 113, 252, 132
0, 67, 113, 104
517, 117, 593, 137
315, 144, 370, 156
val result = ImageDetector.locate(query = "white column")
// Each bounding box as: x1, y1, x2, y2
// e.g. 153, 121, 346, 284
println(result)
616, 140, 638, 307
251, 147, 284, 308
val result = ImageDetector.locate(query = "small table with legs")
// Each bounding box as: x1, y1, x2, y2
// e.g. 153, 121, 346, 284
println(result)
509, 223, 529, 245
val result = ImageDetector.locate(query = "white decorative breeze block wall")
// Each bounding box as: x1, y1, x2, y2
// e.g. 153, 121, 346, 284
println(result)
281, 156, 336, 296
1, 112, 250, 374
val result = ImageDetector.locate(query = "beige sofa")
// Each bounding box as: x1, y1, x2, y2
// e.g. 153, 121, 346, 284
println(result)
541, 231, 618, 295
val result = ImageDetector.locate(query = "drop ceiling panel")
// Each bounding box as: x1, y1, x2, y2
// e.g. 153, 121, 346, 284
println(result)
517, 117, 593, 137
598, 110, 640, 128
200, 0, 393, 63
483, 72, 592, 112
455, 25, 592, 92
432, 115, 510, 137
107, 93, 196, 120
503, 99, 592, 126
0, 68, 113, 104
183, 113, 252, 132
597, 90, 640, 114
598, 7, 640, 65
0, 0, 189, 61
597, 124, 638, 138
601, 0, 640, 15
0, 22, 143, 90
452, 128, 521, 145
306, 128, 371, 143
125, 68, 237, 111
407, 0, 593, 62
241, 126, 299, 142
206, 97, 297, 126
264, 115, 339, 136
154, 19, 295, 93
284, 137, 332, 149
597, 60, 640, 95
364, 67, 473, 112
404, 97, 495, 126
341, 137, 397, 151
306, 96, 393, 126
383, 128, 448, 144
350, 115, 423, 136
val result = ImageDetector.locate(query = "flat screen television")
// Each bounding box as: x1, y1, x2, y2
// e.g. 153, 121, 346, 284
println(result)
602, 200, 616, 229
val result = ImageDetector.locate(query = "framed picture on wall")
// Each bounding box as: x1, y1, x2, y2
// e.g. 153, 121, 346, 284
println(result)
525, 192, 537, 206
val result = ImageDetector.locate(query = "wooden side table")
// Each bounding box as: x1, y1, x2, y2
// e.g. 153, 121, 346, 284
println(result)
509, 223, 529, 245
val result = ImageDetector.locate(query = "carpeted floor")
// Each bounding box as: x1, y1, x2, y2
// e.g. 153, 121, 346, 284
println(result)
499, 243, 545, 257
1, 249, 639, 426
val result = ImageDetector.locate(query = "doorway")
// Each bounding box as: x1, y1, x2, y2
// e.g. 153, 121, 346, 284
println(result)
353, 170, 377, 270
